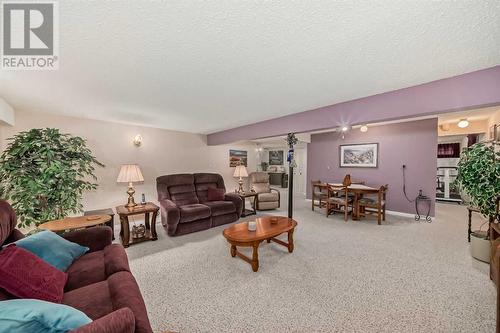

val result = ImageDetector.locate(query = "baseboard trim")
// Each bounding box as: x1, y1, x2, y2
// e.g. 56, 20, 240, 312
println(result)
305, 199, 434, 219
385, 210, 435, 220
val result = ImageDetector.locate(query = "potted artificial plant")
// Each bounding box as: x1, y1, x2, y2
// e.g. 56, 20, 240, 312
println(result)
457, 141, 500, 262
0, 128, 104, 229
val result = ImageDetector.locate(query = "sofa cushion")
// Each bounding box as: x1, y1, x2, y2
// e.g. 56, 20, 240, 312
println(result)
63, 271, 153, 333
65, 244, 130, 292
203, 201, 236, 216
194, 173, 226, 202
0, 245, 67, 303
15, 230, 89, 272
0, 299, 92, 333
252, 183, 270, 193
258, 192, 279, 202
207, 187, 225, 201
156, 174, 199, 206
179, 204, 211, 223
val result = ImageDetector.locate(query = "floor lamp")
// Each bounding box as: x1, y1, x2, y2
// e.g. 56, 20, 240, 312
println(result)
286, 133, 298, 218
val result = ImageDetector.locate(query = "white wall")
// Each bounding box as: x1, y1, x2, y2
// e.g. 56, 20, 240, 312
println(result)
0, 110, 257, 213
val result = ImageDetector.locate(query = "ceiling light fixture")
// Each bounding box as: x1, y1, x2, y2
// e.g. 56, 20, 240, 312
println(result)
360, 125, 368, 133
457, 119, 469, 128
341, 126, 350, 132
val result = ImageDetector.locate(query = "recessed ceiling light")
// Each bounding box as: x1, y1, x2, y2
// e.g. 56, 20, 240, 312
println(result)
341, 126, 350, 132
458, 119, 469, 128
360, 125, 368, 132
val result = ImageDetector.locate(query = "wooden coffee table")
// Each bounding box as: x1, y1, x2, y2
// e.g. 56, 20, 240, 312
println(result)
223, 216, 297, 272
39, 215, 111, 232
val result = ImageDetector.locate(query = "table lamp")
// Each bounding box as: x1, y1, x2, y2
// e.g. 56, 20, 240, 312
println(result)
233, 165, 248, 194
117, 164, 144, 208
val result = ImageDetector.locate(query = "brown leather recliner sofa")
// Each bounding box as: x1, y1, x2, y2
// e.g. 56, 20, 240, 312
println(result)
0, 199, 153, 333
249, 172, 280, 210
157, 173, 243, 236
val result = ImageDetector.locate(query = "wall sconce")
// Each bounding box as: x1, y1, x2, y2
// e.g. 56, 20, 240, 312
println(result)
360, 125, 368, 133
133, 134, 143, 147
439, 123, 450, 131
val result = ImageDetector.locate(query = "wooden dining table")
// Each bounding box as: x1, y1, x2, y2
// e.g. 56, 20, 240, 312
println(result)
318, 182, 379, 220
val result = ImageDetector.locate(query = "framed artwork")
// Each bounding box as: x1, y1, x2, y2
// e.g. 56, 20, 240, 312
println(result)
268, 150, 284, 165
229, 150, 247, 167
339, 143, 378, 168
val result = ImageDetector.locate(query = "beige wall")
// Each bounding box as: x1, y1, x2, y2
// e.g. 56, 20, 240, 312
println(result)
0, 110, 258, 214
438, 119, 488, 136
487, 109, 500, 139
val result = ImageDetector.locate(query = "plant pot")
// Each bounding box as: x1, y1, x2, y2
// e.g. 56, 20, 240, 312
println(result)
470, 230, 490, 263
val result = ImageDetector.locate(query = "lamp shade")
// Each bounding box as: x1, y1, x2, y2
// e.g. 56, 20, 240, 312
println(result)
117, 164, 144, 183
233, 165, 248, 178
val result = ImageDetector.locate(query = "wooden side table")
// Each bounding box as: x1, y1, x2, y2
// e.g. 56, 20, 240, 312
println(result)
237, 192, 258, 217
39, 215, 111, 232
116, 202, 159, 248
84, 208, 115, 240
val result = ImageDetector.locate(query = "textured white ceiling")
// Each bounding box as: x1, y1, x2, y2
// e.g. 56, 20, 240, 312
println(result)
1, 1, 500, 134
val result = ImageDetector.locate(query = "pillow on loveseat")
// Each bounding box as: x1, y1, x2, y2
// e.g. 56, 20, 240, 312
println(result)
207, 187, 225, 201
0, 245, 67, 303
0, 299, 91, 333
15, 230, 89, 271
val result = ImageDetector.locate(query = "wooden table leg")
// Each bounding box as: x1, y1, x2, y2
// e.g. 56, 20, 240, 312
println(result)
120, 216, 130, 248
252, 242, 259, 272
352, 193, 359, 220
145, 212, 150, 229
151, 209, 158, 240
468, 208, 472, 242
287, 229, 294, 253
230, 245, 236, 257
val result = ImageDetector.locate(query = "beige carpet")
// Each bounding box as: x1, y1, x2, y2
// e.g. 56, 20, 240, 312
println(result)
123, 196, 495, 332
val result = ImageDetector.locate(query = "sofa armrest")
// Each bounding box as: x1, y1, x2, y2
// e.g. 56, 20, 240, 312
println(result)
224, 193, 243, 217
63, 226, 112, 253
159, 199, 180, 236
271, 188, 281, 206
70, 308, 135, 333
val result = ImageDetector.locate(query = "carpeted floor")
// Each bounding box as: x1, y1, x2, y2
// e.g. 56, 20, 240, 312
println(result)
124, 196, 496, 332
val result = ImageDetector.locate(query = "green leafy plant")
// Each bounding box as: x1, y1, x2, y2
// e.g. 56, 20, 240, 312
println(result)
0, 128, 104, 228
457, 142, 500, 221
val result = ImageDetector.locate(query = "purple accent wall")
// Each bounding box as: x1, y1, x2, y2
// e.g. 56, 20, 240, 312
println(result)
208, 66, 500, 145
307, 118, 438, 216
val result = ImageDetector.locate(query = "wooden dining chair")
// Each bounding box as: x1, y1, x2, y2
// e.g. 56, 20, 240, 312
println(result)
326, 184, 353, 221
357, 184, 388, 225
311, 180, 327, 211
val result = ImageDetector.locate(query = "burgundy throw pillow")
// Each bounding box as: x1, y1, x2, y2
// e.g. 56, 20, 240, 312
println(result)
0, 245, 67, 303
207, 187, 225, 201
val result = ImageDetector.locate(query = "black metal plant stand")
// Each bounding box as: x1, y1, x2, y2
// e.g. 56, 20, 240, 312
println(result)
415, 191, 432, 223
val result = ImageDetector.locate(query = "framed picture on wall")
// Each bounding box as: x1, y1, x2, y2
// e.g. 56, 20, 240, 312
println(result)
339, 143, 378, 168
229, 150, 247, 167
268, 150, 284, 165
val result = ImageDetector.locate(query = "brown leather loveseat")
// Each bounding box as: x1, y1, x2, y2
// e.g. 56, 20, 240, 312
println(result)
157, 173, 243, 236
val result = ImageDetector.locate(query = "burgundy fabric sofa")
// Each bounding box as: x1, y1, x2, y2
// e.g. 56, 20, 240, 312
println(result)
157, 173, 243, 236
0, 200, 153, 333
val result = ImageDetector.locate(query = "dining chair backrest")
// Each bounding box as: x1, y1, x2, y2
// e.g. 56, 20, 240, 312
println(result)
378, 184, 388, 202
328, 183, 349, 201
342, 174, 352, 186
